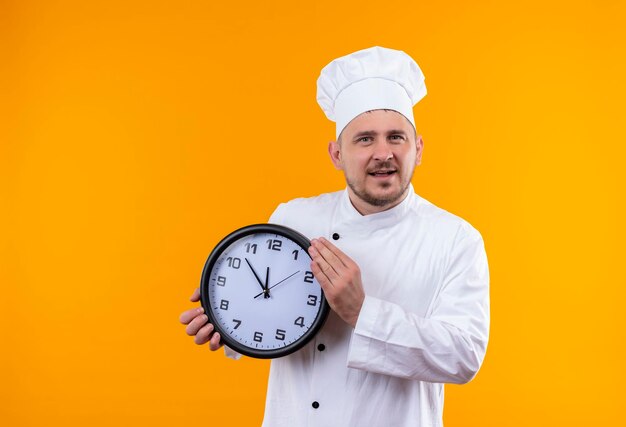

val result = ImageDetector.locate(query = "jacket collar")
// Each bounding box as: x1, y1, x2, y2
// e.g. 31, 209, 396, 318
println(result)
337, 184, 416, 230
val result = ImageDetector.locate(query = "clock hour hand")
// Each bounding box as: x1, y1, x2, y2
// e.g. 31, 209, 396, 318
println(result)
245, 258, 266, 292
254, 270, 301, 299
263, 267, 270, 299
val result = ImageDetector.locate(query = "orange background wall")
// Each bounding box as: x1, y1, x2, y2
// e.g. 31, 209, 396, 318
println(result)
2, 1, 625, 426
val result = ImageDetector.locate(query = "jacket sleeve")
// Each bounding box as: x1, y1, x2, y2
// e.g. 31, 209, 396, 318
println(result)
346, 224, 490, 384
224, 345, 242, 360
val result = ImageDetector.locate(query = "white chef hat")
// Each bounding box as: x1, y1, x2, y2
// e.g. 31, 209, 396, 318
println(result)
316, 46, 427, 139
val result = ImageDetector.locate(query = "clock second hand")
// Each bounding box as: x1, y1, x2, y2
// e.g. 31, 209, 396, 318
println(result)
254, 270, 301, 299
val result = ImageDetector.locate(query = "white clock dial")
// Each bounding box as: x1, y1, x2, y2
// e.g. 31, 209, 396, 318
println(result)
201, 225, 329, 358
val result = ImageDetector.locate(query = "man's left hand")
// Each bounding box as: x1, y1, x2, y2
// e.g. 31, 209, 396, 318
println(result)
308, 237, 365, 328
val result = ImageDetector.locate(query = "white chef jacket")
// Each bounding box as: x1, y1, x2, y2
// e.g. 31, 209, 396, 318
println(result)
227, 185, 490, 427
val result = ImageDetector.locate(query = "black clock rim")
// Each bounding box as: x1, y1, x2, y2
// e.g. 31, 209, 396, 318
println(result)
200, 223, 330, 359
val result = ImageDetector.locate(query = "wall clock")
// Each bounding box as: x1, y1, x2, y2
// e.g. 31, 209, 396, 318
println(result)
200, 224, 330, 358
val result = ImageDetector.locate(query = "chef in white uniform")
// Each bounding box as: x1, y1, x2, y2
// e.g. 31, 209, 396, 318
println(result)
181, 46, 490, 427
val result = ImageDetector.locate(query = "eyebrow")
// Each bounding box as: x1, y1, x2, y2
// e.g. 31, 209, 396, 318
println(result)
352, 129, 408, 139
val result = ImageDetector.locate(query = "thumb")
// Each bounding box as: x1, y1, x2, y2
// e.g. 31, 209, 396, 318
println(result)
190, 287, 201, 302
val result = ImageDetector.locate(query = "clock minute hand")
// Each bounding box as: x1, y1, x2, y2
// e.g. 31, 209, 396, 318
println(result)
245, 258, 266, 292
254, 270, 301, 299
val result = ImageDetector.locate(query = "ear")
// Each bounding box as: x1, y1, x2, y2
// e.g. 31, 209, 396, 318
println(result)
328, 140, 343, 170
415, 135, 424, 166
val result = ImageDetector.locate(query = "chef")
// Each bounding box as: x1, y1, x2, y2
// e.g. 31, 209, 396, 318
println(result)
180, 46, 490, 427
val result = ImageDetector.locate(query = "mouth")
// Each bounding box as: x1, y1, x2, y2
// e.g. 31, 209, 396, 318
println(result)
368, 169, 397, 177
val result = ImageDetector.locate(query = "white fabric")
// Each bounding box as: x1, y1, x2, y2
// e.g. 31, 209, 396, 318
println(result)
316, 46, 427, 138
230, 185, 490, 427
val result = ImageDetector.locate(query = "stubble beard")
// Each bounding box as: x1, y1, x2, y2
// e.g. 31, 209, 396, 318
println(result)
346, 172, 413, 208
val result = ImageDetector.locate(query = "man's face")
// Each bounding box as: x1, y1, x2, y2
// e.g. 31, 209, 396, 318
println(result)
328, 109, 423, 214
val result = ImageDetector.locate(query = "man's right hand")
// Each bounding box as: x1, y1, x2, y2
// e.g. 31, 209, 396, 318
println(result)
179, 287, 223, 351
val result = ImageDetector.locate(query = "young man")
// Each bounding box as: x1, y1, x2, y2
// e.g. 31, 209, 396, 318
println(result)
180, 46, 490, 427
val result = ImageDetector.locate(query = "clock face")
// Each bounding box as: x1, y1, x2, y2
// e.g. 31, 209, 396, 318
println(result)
200, 224, 330, 359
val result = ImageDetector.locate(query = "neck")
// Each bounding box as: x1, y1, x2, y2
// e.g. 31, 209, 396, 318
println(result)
347, 187, 411, 216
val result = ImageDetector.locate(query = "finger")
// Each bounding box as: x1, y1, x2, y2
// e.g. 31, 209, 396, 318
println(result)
310, 259, 335, 291
189, 288, 200, 302
186, 314, 209, 336
179, 306, 204, 324
317, 237, 352, 268
308, 245, 340, 282
195, 323, 215, 345
209, 332, 223, 351
311, 239, 345, 274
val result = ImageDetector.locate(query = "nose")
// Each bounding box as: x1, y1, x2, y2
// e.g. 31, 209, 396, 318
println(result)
372, 141, 393, 161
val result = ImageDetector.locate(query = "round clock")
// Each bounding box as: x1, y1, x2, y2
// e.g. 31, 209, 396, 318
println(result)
200, 224, 330, 359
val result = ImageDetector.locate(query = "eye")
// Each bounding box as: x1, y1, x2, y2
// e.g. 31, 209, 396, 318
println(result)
389, 134, 406, 143
356, 136, 373, 143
